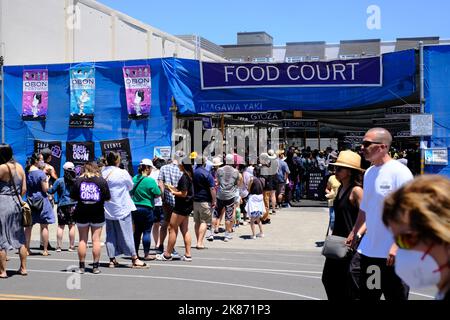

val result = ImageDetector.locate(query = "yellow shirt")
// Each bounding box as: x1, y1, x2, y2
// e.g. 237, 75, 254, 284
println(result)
326, 175, 341, 207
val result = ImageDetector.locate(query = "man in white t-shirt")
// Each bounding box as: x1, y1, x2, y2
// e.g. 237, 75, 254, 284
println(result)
347, 128, 413, 300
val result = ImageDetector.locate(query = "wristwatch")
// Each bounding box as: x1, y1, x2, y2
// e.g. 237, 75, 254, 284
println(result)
356, 233, 362, 240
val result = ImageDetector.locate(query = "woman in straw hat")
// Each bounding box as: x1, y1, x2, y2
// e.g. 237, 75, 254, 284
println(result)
321, 150, 364, 300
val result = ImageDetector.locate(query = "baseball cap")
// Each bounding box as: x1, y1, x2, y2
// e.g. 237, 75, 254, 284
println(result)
63, 162, 75, 170
140, 158, 156, 168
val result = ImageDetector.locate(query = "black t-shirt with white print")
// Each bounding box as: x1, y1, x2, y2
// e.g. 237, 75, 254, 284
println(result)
71, 176, 111, 224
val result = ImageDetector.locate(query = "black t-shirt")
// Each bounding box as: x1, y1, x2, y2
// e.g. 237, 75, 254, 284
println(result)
174, 173, 194, 216
250, 177, 265, 195
70, 176, 111, 224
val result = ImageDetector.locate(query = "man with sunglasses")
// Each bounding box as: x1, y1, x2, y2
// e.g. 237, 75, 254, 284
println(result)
347, 127, 414, 300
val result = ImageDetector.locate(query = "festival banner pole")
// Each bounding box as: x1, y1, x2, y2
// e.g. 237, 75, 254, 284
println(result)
1, 62, 4, 143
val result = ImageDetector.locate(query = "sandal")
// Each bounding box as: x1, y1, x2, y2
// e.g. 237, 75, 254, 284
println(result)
17, 269, 28, 276
109, 258, 119, 268
131, 258, 149, 269
143, 255, 156, 261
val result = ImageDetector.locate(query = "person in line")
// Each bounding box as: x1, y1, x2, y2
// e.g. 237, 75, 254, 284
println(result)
245, 165, 266, 239
214, 154, 240, 242
324, 163, 341, 234
157, 153, 184, 256
193, 155, 216, 249
321, 150, 364, 300
102, 152, 147, 269
382, 175, 450, 301
24, 153, 55, 256
150, 157, 165, 252
0, 144, 28, 277
71, 162, 110, 274
47, 162, 77, 252
156, 158, 194, 261
276, 150, 290, 209
347, 128, 413, 300
131, 159, 161, 260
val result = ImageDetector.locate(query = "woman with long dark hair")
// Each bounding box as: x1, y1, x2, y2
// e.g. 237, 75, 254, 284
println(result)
156, 159, 194, 261
47, 162, 77, 252
321, 150, 364, 300
25, 152, 55, 256
0, 144, 28, 277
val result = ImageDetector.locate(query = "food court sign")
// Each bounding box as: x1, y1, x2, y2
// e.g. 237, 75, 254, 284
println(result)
200, 57, 382, 89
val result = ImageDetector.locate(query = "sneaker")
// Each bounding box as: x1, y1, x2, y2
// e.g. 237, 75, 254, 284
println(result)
252, 235, 257, 240
92, 262, 100, 274
56, 247, 62, 252
256, 233, 265, 238
271, 210, 276, 215
155, 254, 173, 261
213, 229, 219, 234
207, 235, 214, 242
156, 245, 164, 254
79, 262, 85, 274
68, 247, 75, 252
261, 219, 271, 225
181, 255, 192, 262
171, 249, 181, 260
223, 232, 232, 242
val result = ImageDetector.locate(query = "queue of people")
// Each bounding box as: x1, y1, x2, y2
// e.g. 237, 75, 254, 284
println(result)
0, 133, 448, 301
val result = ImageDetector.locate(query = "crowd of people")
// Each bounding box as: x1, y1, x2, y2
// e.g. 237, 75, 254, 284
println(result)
0, 126, 448, 301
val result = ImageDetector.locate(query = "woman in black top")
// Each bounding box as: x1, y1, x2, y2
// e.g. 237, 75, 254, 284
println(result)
321, 150, 364, 300
71, 162, 111, 274
156, 161, 194, 262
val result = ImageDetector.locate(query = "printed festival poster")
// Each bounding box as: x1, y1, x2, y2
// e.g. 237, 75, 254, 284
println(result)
22, 69, 49, 121
34, 140, 62, 177
65, 141, 95, 176
100, 138, 134, 176
69, 66, 95, 128
123, 65, 151, 120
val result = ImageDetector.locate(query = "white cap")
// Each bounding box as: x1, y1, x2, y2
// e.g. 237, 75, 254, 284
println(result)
63, 162, 75, 170
267, 149, 277, 159
140, 158, 156, 168
225, 154, 234, 164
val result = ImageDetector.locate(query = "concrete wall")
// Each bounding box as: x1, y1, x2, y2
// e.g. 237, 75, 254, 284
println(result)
0, 0, 224, 66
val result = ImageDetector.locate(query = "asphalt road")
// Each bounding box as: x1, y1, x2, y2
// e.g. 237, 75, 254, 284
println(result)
0, 207, 437, 300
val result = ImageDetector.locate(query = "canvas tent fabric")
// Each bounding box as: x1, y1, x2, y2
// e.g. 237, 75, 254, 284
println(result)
167, 49, 417, 115
2, 58, 174, 175
424, 45, 450, 177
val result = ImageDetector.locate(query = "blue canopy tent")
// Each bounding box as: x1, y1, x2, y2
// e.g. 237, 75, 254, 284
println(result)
2, 58, 175, 175
423, 45, 450, 177
167, 50, 417, 115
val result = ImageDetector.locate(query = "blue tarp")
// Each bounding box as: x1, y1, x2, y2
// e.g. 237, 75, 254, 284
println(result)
168, 50, 417, 115
424, 45, 450, 177
3, 58, 174, 175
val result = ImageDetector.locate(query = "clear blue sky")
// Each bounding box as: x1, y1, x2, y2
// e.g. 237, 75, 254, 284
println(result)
99, 0, 450, 45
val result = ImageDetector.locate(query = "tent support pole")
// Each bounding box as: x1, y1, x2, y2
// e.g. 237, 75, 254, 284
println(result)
419, 41, 425, 175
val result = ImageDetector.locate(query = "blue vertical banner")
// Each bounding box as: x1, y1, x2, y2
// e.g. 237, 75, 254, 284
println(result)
70, 66, 95, 128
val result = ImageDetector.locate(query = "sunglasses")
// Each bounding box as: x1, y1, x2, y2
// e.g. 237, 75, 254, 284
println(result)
361, 140, 384, 148
394, 232, 419, 249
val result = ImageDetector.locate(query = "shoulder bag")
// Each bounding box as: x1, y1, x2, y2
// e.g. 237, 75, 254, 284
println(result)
6, 163, 32, 227
321, 223, 351, 260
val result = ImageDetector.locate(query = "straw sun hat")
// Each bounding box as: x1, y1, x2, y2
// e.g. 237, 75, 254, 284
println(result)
329, 150, 364, 172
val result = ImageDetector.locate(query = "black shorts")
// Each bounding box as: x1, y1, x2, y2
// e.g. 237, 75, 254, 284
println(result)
57, 205, 76, 225
153, 206, 164, 223
263, 175, 277, 191
215, 198, 236, 222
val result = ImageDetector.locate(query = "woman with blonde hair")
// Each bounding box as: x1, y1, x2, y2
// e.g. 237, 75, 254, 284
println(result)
383, 175, 450, 301
71, 162, 110, 274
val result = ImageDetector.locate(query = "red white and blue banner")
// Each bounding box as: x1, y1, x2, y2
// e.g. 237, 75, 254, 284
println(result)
200, 57, 382, 89
123, 65, 151, 119
22, 69, 49, 120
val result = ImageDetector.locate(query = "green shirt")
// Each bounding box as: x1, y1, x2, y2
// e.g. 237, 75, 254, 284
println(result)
131, 174, 161, 208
